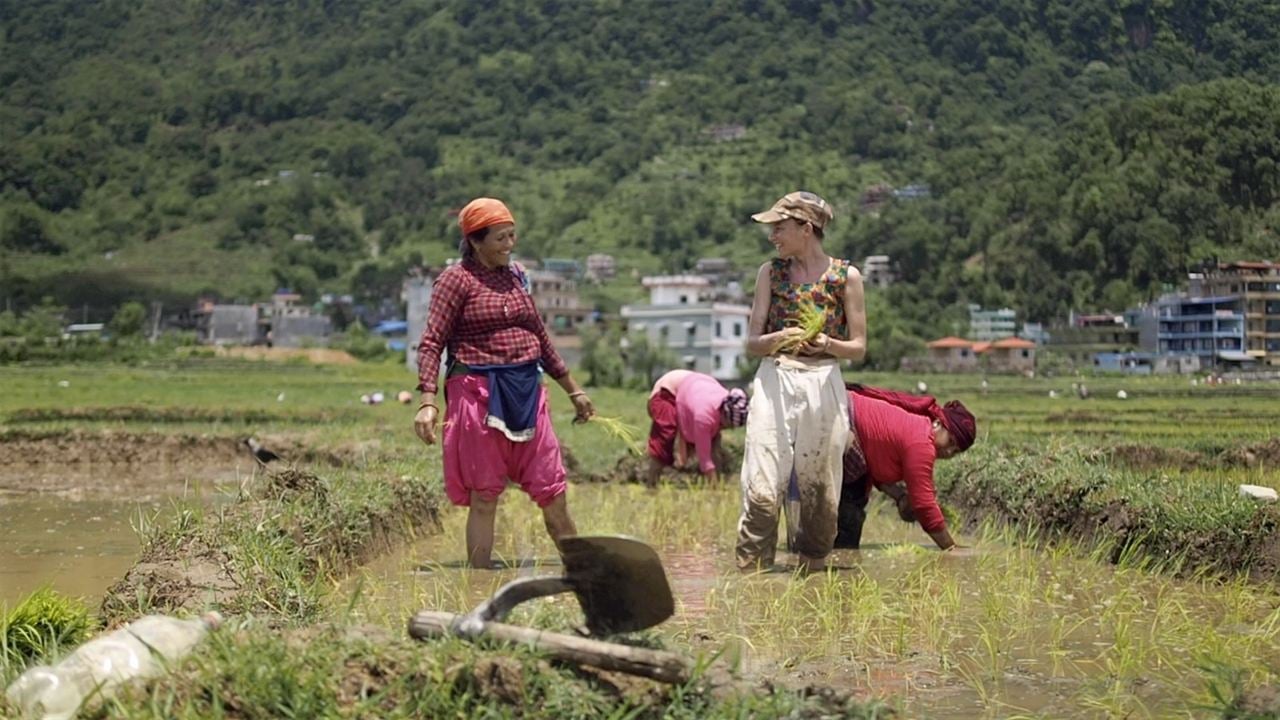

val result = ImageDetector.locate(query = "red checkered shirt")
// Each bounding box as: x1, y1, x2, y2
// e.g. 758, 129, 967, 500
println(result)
415, 258, 569, 393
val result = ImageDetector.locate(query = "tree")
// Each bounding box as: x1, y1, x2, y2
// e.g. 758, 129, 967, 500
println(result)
1, 208, 64, 255
108, 301, 148, 338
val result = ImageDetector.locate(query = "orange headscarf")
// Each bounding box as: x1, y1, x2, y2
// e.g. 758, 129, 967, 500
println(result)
458, 198, 515, 237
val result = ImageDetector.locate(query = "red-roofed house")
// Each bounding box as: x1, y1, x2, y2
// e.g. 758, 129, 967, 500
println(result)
985, 337, 1037, 374
918, 336, 1037, 374
925, 336, 979, 372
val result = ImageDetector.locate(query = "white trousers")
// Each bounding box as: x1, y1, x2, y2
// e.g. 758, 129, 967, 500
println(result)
735, 355, 850, 568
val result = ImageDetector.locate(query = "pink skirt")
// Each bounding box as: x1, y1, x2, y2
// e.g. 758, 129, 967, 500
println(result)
441, 374, 567, 508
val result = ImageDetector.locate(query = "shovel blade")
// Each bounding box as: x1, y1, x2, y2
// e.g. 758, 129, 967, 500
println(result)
560, 535, 675, 636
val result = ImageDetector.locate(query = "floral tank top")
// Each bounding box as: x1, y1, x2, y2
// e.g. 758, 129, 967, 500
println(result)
764, 257, 851, 339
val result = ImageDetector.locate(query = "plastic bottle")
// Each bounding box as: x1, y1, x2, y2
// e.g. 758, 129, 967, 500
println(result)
4, 611, 222, 720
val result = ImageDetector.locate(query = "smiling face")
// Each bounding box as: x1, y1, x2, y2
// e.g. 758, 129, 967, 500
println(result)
468, 222, 517, 268
766, 217, 812, 258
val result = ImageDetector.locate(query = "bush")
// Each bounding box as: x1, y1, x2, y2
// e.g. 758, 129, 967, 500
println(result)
2, 588, 96, 666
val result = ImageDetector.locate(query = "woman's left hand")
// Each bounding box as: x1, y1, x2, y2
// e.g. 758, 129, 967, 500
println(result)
570, 392, 595, 424
798, 333, 832, 356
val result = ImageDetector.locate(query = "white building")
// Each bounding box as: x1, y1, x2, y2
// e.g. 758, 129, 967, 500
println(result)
621, 276, 750, 380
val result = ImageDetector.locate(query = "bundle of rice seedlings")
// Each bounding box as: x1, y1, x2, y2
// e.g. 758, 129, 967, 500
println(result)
2, 587, 96, 665
590, 416, 644, 456
774, 299, 827, 353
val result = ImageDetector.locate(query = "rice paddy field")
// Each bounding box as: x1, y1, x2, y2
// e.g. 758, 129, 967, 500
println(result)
3, 359, 1280, 718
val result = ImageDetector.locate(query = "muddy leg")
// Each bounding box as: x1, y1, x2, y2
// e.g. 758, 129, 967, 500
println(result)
467, 493, 499, 568
645, 457, 664, 488
540, 492, 578, 551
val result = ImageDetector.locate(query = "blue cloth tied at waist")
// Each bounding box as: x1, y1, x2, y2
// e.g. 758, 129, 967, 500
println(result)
469, 360, 542, 443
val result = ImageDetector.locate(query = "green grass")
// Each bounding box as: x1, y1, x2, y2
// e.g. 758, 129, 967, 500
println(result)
5, 361, 1280, 717
1, 588, 97, 668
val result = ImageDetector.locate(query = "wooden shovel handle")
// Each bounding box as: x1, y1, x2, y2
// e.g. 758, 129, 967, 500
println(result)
407, 610, 694, 684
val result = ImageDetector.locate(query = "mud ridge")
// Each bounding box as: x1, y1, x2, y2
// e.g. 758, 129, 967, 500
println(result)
99, 467, 440, 625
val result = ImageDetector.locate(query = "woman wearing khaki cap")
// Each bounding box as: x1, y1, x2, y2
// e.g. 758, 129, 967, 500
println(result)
736, 191, 866, 573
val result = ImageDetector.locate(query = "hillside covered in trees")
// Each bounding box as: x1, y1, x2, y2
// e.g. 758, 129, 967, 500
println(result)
2, 0, 1278, 347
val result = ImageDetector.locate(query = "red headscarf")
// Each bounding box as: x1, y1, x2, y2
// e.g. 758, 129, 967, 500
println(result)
848, 383, 976, 452
458, 198, 515, 237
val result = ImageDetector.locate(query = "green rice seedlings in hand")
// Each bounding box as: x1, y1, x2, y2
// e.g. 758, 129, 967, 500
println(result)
775, 299, 827, 353
590, 416, 644, 456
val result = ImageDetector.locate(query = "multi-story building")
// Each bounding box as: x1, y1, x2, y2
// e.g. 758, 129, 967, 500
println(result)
528, 269, 591, 334
862, 255, 895, 289
621, 276, 750, 380
1047, 313, 1141, 367
1203, 261, 1280, 366
402, 270, 434, 371
968, 304, 1017, 341
584, 253, 617, 281
1153, 293, 1248, 368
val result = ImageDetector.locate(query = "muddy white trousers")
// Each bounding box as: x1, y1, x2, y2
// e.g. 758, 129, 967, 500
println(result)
735, 355, 850, 568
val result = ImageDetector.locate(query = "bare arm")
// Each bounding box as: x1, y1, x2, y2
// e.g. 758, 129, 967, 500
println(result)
746, 262, 803, 357
797, 264, 866, 362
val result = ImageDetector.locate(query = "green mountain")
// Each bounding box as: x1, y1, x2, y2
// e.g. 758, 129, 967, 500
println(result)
2, 0, 1278, 335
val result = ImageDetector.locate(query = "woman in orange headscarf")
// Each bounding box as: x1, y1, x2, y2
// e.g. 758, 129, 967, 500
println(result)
412, 198, 594, 568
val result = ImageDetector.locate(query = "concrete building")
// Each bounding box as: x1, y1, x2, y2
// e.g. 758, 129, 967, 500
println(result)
980, 336, 1037, 374
1093, 351, 1202, 375
202, 304, 259, 346
923, 337, 981, 372
585, 253, 617, 281
528, 268, 591, 334
1203, 261, 1280, 366
403, 270, 434, 371
621, 275, 750, 380
968, 304, 1017, 341
265, 290, 331, 348
1047, 313, 1141, 367
916, 336, 1036, 374
862, 255, 895, 289
1153, 293, 1248, 369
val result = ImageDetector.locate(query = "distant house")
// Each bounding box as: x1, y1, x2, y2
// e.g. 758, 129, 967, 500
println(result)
62, 323, 105, 340
924, 336, 980, 372
981, 337, 1037, 374
528, 269, 591, 334
541, 258, 582, 279
201, 305, 259, 346
191, 290, 331, 348
862, 255, 894, 289
585, 254, 617, 281
267, 290, 331, 348
1093, 351, 1201, 375
704, 124, 747, 142
915, 336, 1036, 374
1153, 292, 1248, 369
1047, 312, 1142, 367
402, 270, 434, 371
968, 304, 1017, 341
621, 275, 750, 380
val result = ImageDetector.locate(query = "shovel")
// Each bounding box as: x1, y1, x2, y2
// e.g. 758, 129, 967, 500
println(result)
453, 535, 675, 638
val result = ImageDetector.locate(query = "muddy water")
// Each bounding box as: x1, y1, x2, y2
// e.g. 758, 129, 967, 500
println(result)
0, 464, 250, 606
345, 482, 1280, 718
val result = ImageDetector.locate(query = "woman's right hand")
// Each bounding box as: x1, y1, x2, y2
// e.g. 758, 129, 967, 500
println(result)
769, 327, 807, 354
413, 405, 439, 445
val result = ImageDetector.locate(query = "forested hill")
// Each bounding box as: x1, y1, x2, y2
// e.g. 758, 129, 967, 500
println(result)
2, 0, 1278, 336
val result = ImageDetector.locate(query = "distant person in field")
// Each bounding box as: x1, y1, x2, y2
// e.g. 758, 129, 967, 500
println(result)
644, 369, 750, 486
835, 383, 977, 552
412, 197, 595, 569
737, 191, 866, 573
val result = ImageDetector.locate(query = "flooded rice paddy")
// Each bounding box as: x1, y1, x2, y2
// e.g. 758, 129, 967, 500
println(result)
0, 463, 252, 606
345, 482, 1280, 719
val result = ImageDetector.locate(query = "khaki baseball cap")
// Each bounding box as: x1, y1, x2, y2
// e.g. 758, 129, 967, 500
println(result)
750, 191, 834, 229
